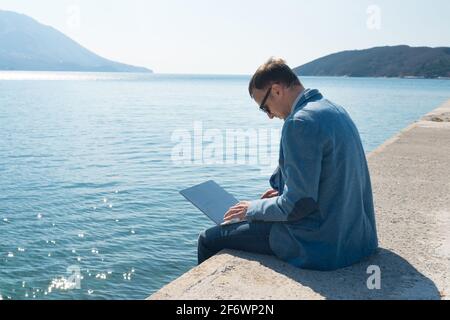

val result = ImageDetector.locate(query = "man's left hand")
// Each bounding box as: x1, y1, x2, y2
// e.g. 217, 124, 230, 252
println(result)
223, 201, 250, 223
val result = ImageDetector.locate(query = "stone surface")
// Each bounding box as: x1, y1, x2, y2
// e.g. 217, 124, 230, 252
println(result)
149, 100, 450, 300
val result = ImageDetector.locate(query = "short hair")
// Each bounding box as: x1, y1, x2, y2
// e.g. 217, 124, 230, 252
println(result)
248, 57, 301, 97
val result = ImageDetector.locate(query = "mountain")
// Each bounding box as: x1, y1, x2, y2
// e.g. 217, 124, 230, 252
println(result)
0, 10, 152, 73
294, 46, 450, 79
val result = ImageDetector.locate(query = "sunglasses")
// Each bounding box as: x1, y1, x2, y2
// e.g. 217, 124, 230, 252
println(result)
259, 86, 272, 114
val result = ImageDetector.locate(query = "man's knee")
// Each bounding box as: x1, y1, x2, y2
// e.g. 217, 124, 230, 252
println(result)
197, 226, 220, 250
197, 227, 220, 265
197, 228, 211, 250
197, 229, 207, 246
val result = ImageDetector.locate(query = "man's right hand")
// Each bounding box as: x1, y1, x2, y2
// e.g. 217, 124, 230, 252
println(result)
260, 188, 279, 199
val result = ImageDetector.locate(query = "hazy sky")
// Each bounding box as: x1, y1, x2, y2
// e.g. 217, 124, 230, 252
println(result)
1, 0, 449, 74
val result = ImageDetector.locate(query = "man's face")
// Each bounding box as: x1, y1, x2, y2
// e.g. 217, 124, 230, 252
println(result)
252, 84, 286, 120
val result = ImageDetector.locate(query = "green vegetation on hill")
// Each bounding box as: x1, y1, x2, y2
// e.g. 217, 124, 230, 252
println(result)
294, 46, 450, 79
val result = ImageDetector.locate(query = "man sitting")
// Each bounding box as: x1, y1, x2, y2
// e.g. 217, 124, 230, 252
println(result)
198, 58, 378, 270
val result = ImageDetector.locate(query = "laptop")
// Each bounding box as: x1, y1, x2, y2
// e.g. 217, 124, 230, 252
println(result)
180, 180, 242, 225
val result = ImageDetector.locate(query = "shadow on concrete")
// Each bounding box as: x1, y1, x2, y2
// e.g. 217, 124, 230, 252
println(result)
232, 248, 440, 300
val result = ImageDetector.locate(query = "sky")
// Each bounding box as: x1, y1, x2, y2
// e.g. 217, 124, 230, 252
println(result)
1, 0, 449, 74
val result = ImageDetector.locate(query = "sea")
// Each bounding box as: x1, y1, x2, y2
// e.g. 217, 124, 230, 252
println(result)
0, 71, 449, 299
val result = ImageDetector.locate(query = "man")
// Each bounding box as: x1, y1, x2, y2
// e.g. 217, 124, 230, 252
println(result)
197, 58, 378, 270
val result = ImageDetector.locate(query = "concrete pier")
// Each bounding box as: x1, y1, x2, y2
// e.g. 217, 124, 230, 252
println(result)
149, 100, 450, 300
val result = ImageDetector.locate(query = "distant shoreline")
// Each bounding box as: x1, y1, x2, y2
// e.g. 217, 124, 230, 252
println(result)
0, 70, 448, 81
0, 69, 152, 74
4, 70, 447, 80
297, 75, 450, 80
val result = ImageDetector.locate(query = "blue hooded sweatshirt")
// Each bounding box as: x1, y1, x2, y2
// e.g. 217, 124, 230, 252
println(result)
245, 89, 378, 270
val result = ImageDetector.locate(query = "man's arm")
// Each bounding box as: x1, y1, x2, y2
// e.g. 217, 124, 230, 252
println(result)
245, 118, 323, 222
269, 166, 284, 195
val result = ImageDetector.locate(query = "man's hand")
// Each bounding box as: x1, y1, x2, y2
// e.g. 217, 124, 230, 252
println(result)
223, 201, 250, 223
261, 188, 279, 199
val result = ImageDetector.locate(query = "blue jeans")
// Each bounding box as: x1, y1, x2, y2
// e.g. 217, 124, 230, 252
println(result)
197, 221, 275, 265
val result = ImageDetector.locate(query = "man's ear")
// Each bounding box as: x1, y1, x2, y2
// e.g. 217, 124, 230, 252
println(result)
272, 83, 284, 98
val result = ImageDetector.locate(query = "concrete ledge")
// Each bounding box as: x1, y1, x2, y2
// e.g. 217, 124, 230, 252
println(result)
149, 248, 445, 300
149, 100, 450, 300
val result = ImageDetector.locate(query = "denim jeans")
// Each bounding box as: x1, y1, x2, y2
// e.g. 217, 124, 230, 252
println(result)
197, 221, 275, 265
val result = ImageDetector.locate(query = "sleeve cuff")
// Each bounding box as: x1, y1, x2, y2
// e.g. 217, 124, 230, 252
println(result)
246, 199, 263, 222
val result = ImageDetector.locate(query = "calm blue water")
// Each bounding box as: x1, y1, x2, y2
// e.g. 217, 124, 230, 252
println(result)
0, 72, 449, 300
